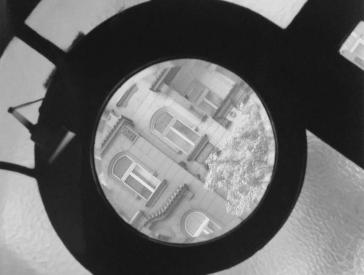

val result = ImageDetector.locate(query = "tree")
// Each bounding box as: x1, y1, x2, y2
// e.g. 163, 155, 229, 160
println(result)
205, 98, 275, 217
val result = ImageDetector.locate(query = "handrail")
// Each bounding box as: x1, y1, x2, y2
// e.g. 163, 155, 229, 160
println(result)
100, 116, 133, 155
144, 183, 188, 227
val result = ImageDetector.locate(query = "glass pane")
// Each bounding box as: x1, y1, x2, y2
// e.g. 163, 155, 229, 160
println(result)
172, 120, 199, 143
132, 165, 158, 189
166, 130, 193, 153
112, 156, 132, 179
154, 112, 173, 133
125, 175, 152, 200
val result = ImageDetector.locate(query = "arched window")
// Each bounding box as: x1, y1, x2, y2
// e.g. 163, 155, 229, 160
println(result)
111, 154, 160, 200
184, 211, 221, 238
151, 108, 200, 154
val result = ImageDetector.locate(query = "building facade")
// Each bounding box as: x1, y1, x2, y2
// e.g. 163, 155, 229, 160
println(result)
94, 59, 253, 243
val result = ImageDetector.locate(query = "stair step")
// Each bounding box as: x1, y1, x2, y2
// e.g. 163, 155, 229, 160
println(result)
144, 184, 189, 226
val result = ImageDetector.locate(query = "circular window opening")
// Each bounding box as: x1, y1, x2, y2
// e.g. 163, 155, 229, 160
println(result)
93, 59, 276, 244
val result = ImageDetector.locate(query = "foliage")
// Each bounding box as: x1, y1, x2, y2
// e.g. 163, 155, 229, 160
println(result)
205, 99, 274, 217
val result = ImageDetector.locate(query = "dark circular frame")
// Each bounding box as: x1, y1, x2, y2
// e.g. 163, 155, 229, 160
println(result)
34, 1, 307, 274
89, 56, 278, 246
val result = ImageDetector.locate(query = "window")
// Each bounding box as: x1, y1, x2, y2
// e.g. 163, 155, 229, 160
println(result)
186, 80, 223, 116
184, 211, 221, 238
112, 155, 160, 200
152, 109, 200, 154
199, 90, 223, 115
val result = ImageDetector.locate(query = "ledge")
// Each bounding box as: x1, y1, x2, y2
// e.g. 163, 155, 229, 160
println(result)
187, 134, 209, 161
145, 179, 168, 208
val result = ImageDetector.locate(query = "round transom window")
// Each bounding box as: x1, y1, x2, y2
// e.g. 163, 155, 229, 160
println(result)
93, 59, 276, 244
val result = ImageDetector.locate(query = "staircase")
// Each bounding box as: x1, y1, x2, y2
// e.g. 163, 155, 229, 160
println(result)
144, 184, 189, 227
100, 116, 133, 155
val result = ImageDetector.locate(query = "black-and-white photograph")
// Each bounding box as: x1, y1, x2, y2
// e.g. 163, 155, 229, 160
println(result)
94, 59, 275, 243
0, 0, 363, 274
